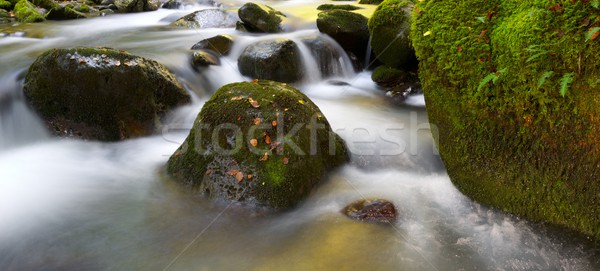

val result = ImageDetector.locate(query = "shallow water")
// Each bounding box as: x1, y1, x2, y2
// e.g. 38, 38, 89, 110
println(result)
0, 2, 598, 270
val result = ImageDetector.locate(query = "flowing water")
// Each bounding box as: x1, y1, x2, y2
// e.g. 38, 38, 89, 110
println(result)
0, 2, 598, 270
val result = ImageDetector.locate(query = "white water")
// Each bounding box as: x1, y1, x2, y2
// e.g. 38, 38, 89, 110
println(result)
0, 2, 598, 270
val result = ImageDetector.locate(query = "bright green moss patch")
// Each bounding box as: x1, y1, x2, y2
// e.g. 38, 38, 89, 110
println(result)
167, 80, 349, 210
14, 0, 44, 23
368, 0, 415, 68
0, 0, 12, 10
412, 0, 600, 238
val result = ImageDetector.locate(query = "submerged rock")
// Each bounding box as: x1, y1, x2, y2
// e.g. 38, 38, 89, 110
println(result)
316, 9, 369, 67
238, 39, 303, 83
167, 80, 349, 210
190, 34, 234, 55
237, 2, 285, 33
343, 199, 397, 224
368, 0, 415, 69
171, 9, 238, 28
190, 50, 220, 69
23, 47, 191, 141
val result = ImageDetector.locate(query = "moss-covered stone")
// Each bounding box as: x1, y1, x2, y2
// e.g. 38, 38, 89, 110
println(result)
237, 2, 285, 33
190, 34, 234, 55
23, 47, 191, 141
359, 0, 383, 4
114, 0, 159, 12
238, 39, 304, 83
14, 0, 45, 23
171, 9, 238, 29
316, 9, 369, 66
317, 4, 362, 11
0, 9, 12, 24
368, 0, 415, 69
411, 0, 600, 238
167, 80, 349, 210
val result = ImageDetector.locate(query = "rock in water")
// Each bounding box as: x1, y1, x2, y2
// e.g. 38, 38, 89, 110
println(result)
368, 0, 415, 69
343, 199, 397, 224
171, 9, 238, 28
237, 2, 285, 33
238, 39, 303, 83
316, 9, 369, 66
167, 80, 349, 210
191, 34, 234, 55
114, 0, 160, 12
23, 47, 191, 141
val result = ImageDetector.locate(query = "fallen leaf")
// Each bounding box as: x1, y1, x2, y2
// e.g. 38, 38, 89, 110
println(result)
227, 169, 239, 176
205, 169, 212, 175
101, 54, 107, 58
124, 61, 131, 66
250, 138, 258, 147
253, 117, 261, 125
231, 96, 243, 101
457, 45, 463, 52
282, 157, 289, 165
247, 174, 253, 179
115, 61, 121, 66
549, 4, 563, 13
259, 152, 269, 161
272, 120, 277, 127
235, 171, 244, 182
298, 99, 305, 105
265, 135, 271, 144
79, 59, 86, 64
248, 98, 260, 108
252, 79, 259, 83
423, 30, 431, 36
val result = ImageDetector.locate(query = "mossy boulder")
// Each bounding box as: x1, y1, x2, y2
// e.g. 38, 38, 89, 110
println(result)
411, 0, 600, 238
316, 9, 369, 66
0, 1, 12, 9
114, 0, 160, 12
368, 0, 415, 69
191, 34, 234, 55
14, 0, 44, 23
171, 9, 238, 29
343, 199, 397, 224
0, 9, 13, 24
23, 47, 191, 141
317, 4, 362, 11
359, 0, 383, 4
237, 2, 285, 33
238, 39, 303, 83
167, 80, 349, 210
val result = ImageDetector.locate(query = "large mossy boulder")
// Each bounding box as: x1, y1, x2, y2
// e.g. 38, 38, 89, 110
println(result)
237, 2, 285, 33
238, 39, 303, 83
368, 0, 415, 69
171, 9, 238, 29
14, 0, 44, 22
316, 9, 369, 66
167, 80, 349, 210
23, 47, 191, 141
411, 0, 600, 238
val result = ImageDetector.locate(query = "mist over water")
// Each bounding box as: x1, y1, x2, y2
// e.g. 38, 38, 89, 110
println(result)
0, 2, 598, 270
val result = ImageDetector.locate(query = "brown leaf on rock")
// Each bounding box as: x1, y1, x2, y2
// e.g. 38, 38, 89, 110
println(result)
282, 157, 289, 165
250, 138, 258, 147
272, 120, 277, 127
259, 152, 269, 161
265, 135, 271, 144
248, 98, 260, 108
253, 117, 261, 125
549, 4, 563, 13
247, 174, 253, 179
235, 171, 244, 182
231, 96, 243, 101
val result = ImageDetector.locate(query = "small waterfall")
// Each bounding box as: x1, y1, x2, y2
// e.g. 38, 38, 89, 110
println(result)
365, 35, 373, 70
0, 72, 48, 152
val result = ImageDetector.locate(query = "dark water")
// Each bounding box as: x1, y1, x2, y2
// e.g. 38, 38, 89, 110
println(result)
0, 2, 598, 270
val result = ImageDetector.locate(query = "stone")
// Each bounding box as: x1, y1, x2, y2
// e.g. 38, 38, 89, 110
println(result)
237, 2, 285, 33
238, 38, 303, 83
171, 9, 238, 29
343, 199, 397, 224
368, 0, 415, 69
316, 10, 369, 66
190, 34, 234, 55
167, 80, 349, 210
23, 47, 191, 141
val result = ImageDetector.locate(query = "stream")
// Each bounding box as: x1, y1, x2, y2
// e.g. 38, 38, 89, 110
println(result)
0, 1, 599, 270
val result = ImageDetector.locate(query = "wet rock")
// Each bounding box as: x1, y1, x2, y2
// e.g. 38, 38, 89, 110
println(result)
23, 47, 191, 141
358, 0, 383, 4
161, 0, 180, 9
343, 199, 397, 224
238, 39, 303, 83
316, 10, 369, 67
113, 0, 159, 12
167, 80, 349, 210
368, 0, 415, 69
301, 34, 347, 78
317, 4, 362, 11
190, 50, 219, 69
0, 8, 14, 24
14, 0, 45, 22
171, 9, 238, 29
237, 2, 285, 33
191, 34, 234, 55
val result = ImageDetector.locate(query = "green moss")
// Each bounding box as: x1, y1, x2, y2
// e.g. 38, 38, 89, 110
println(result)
14, 0, 44, 23
371, 65, 407, 85
368, 0, 415, 68
412, 0, 600, 239
317, 4, 362, 11
238, 2, 285, 33
75, 4, 91, 13
167, 80, 349, 210
359, 0, 384, 4
0, 0, 12, 10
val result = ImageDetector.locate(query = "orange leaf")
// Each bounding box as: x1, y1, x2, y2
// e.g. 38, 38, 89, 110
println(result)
253, 117, 261, 125
591, 30, 600, 41
272, 120, 277, 127
235, 171, 244, 182
259, 152, 269, 161
248, 98, 260, 108
282, 157, 289, 165
247, 174, 253, 179
231, 96, 243, 101
250, 138, 258, 147
265, 135, 271, 144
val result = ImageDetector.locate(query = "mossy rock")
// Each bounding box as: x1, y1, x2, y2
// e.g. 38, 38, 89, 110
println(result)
316, 9, 369, 65
368, 0, 415, 69
0, 9, 12, 24
190, 50, 219, 69
23, 47, 191, 141
371, 65, 408, 88
411, 0, 600, 238
171, 9, 238, 28
238, 38, 304, 83
167, 80, 349, 210
237, 2, 285, 33
317, 4, 362, 11
359, 0, 383, 4
14, 0, 44, 23
0, 1, 12, 10
190, 34, 234, 55
114, 0, 159, 12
